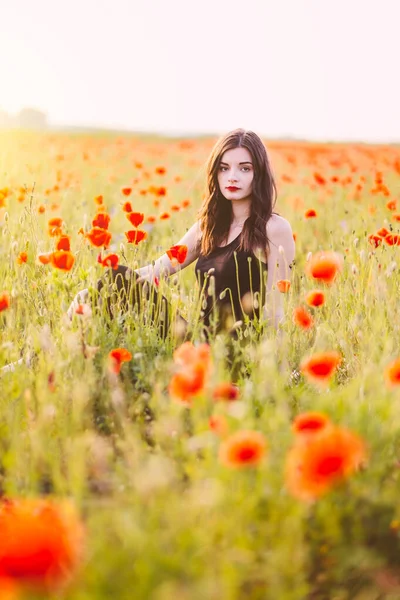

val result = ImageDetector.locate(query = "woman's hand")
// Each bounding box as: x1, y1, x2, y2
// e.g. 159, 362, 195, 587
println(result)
67, 288, 89, 320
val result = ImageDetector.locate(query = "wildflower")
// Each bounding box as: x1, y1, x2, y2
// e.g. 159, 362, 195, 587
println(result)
166, 244, 188, 264
121, 187, 132, 196
0, 498, 85, 592
384, 358, 400, 388
300, 351, 342, 387
168, 361, 208, 404
387, 199, 397, 211
16, 252, 28, 265
38, 204, 46, 214
125, 229, 147, 245
127, 212, 144, 228
392, 214, 400, 222
155, 166, 166, 175
377, 227, 390, 238
173, 341, 211, 368
304, 209, 317, 218
92, 212, 110, 230
156, 186, 166, 196
219, 430, 267, 468
384, 234, 400, 246
97, 253, 119, 270
159, 212, 170, 220
306, 251, 342, 285
122, 202, 133, 213
94, 195, 103, 205
56, 235, 71, 252
50, 251, 75, 271
86, 227, 112, 248
285, 425, 367, 501
292, 412, 331, 436
368, 234, 383, 248
212, 382, 240, 402
38, 254, 51, 265
75, 304, 92, 317
0, 293, 10, 312
147, 215, 157, 223
48, 217, 63, 237
293, 306, 314, 329
108, 348, 132, 374
181, 199, 191, 208
305, 289, 325, 307
276, 279, 291, 293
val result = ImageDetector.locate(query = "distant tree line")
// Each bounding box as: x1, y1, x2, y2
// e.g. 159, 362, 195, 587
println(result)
0, 108, 48, 129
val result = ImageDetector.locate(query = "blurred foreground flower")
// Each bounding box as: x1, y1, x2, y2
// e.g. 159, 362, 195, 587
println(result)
169, 341, 212, 404
0, 292, 10, 312
0, 498, 85, 594
219, 430, 267, 468
108, 348, 132, 374
306, 251, 343, 285
292, 412, 331, 436
285, 425, 367, 501
276, 279, 291, 293
384, 357, 400, 388
166, 244, 188, 265
300, 351, 342, 387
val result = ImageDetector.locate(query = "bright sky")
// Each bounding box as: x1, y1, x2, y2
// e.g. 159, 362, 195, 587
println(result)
1, 0, 399, 142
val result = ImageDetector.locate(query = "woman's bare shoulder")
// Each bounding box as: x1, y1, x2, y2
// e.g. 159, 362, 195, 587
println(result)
266, 213, 293, 236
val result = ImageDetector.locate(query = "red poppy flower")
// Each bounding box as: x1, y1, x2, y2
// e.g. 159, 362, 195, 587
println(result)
56, 235, 71, 252
97, 253, 119, 269
304, 209, 317, 218
127, 212, 144, 228
387, 199, 397, 211
384, 234, 400, 246
92, 212, 110, 230
159, 212, 170, 220
50, 251, 75, 271
292, 412, 331, 436
86, 227, 112, 248
156, 186, 166, 196
368, 234, 383, 248
168, 361, 208, 404
166, 244, 188, 264
212, 382, 240, 402
377, 227, 390, 238
293, 306, 314, 329
121, 187, 132, 196
209, 414, 229, 437
219, 430, 267, 468
306, 251, 342, 285
108, 348, 132, 374
16, 252, 28, 265
94, 195, 103, 205
285, 425, 367, 501
0, 498, 85, 592
384, 358, 400, 388
305, 290, 325, 307
122, 202, 133, 213
155, 166, 166, 175
125, 229, 147, 245
48, 217, 63, 237
300, 351, 342, 387
276, 279, 291, 293
0, 292, 10, 312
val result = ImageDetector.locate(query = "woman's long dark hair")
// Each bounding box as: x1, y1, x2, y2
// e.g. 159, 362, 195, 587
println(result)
197, 128, 277, 260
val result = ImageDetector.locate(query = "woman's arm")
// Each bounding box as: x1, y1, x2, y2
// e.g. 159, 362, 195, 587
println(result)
67, 221, 202, 319
263, 215, 296, 330
134, 220, 202, 283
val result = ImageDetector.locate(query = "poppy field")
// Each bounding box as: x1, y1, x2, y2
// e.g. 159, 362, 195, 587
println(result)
1, 129, 400, 599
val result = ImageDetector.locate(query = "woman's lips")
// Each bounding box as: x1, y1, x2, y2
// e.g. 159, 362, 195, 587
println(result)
226, 187, 240, 191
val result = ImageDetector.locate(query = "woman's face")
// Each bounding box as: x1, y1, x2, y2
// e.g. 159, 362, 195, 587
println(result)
217, 147, 254, 202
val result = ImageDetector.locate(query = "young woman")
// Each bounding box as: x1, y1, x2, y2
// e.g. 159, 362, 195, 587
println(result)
67, 128, 295, 342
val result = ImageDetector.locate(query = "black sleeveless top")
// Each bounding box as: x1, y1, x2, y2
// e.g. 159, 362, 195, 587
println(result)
195, 233, 268, 334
